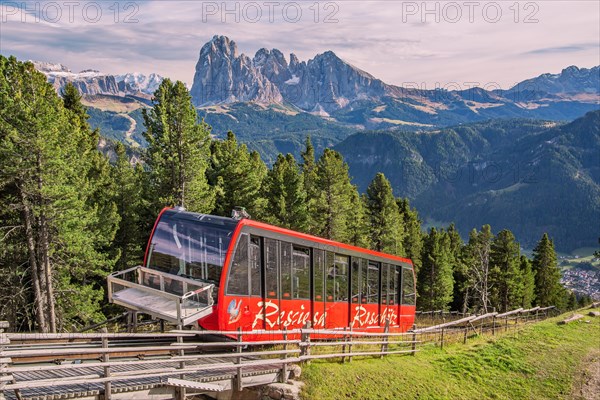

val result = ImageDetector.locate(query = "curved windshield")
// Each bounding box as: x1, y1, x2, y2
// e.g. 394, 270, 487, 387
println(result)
146, 210, 238, 289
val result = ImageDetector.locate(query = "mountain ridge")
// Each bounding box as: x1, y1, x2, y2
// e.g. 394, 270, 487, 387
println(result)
32, 61, 164, 96
334, 110, 600, 252
190, 35, 599, 125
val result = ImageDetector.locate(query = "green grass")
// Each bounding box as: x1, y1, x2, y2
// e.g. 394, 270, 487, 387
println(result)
300, 314, 599, 399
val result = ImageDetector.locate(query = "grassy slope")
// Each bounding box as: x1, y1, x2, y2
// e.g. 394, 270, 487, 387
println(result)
301, 314, 599, 400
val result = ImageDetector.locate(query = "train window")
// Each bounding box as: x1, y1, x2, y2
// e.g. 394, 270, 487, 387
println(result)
226, 234, 249, 295
280, 242, 293, 299
146, 212, 235, 289
325, 252, 335, 301
381, 264, 390, 305
390, 266, 399, 306
249, 236, 261, 297
265, 238, 279, 299
313, 249, 325, 301
292, 246, 310, 299
351, 259, 361, 304
360, 259, 368, 303
402, 267, 416, 305
367, 262, 379, 304
327, 254, 348, 302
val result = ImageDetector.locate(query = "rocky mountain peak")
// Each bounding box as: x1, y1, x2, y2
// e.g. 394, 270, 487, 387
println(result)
190, 36, 395, 111
190, 35, 283, 106
202, 35, 238, 59
289, 53, 301, 69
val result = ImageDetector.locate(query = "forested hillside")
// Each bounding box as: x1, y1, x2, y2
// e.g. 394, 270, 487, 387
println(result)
0, 56, 594, 333
335, 113, 600, 252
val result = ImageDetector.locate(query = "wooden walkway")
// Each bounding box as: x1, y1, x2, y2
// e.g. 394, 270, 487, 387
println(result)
4, 357, 282, 400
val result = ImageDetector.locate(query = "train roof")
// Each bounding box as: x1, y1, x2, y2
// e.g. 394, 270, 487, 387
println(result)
161, 207, 414, 267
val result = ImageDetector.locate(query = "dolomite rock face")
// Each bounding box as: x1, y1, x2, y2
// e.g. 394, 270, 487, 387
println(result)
190, 35, 283, 106
190, 35, 397, 112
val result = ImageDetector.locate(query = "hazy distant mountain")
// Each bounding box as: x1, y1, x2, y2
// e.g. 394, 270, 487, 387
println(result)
32, 61, 164, 96
506, 65, 600, 95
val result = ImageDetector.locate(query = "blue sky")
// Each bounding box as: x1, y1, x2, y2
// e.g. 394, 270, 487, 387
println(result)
1, 1, 598, 88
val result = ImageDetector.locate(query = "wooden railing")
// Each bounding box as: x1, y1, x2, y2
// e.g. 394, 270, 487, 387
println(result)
0, 305, 559, 400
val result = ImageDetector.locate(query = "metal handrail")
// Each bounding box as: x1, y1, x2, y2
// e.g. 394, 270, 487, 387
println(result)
108, 266, 215, 326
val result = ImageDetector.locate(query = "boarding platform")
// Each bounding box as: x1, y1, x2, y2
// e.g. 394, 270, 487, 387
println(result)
108, 266, 215, 327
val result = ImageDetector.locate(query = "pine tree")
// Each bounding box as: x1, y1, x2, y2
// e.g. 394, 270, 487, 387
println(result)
365, 173, 404, 255
111, 143, 145, 270
566, 291, 578, 310
464, 225, 494, 312
490, 229, 522, 312
143, 79, 214, 214
397, 198, 423, 273
0, 56, 116, 331
300, 136, 319, 234
209, 131, 267, 218
263, 153, 308, 230
417, 228, 454, 311
519, 255, 535, 309
532, 233, 563, 307
346, 190, 369, 247
446, 224, 470, 312
313, 149, 355, 241
61, 82, 119, 265
59, 82, 120, 329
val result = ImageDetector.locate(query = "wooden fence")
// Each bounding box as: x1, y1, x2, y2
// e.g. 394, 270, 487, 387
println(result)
0, 306, 557, 400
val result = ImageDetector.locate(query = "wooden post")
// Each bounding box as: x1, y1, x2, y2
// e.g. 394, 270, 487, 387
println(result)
492, 316, 496, 336
281, 328, 288, 383
102, 336, 111, 400
305, 324, 311, 364
381, 320, 390, 359
480, 319, 484, 336
440, 327, 445, 350
300, 324, 307, 359
341, 327, 347, 363
463, 324, 468, 344
411, 325, 417, 356
504, 316, 508, 332
235, 327, 243, 391
348, 325, 353, 363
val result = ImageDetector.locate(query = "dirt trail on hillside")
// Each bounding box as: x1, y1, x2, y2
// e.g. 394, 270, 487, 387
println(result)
123, 114, 137, 142
572, 350, 600, 400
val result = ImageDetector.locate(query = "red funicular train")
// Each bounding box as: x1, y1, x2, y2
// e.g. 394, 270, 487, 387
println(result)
143, 207, 416, 337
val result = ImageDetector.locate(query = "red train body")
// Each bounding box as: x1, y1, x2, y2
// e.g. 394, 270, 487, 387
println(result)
143, 208, 416, 338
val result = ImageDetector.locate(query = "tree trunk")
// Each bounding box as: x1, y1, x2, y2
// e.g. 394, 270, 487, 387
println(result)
462, 286, 470, 314
37, 154, 57, 332
20, 188, 48, 332
39, 212, 57, 333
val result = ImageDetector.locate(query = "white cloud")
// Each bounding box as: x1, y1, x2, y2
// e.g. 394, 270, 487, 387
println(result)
1, 1, 598, 88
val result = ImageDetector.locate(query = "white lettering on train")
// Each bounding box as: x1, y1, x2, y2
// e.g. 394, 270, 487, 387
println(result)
252, 301, 327, 329
351, 306, 398, 327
